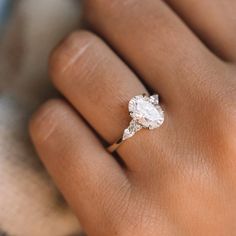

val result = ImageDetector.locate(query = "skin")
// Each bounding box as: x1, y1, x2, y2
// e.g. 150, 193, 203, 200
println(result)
30, 0, 236, 235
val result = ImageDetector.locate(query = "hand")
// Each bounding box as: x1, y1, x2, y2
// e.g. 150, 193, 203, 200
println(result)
30, 1, 236, 235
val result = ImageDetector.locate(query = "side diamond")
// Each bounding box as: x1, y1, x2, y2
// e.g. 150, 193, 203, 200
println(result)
123, 128, 135, 140
122, 120, 142, 140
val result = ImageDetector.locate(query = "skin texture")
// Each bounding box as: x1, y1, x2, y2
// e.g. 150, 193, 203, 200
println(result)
30, 0, 236, 235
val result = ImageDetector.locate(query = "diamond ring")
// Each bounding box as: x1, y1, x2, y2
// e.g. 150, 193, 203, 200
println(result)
107, 94, 165, 153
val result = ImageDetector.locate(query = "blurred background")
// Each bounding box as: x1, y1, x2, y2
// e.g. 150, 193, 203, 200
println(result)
0, 0, 13, 35
0, 1, 84, 235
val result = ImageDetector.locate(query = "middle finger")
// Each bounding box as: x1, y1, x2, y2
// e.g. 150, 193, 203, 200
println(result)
84, 0, 226, 106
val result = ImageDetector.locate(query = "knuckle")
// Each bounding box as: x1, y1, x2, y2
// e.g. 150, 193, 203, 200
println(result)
102, 179, 131, 214
100, 180, 133, 232
211, 90, 235, 126
29, 99, 66, 144
49, 30, 98, 85
197, 95, 236, 155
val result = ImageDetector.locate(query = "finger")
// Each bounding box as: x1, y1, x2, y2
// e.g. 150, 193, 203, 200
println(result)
49, 30, 154, 169
164, 0, 236, 62
29, 99, 131, 236
84, 0, 227, 105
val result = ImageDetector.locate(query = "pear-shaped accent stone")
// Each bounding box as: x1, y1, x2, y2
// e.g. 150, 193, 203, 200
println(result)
122, 120, 142, 140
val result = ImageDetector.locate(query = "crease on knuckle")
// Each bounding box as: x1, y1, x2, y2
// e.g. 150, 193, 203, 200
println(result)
30, 100, 64, 144
49, 31, 96, 84
100, 178, 132, 231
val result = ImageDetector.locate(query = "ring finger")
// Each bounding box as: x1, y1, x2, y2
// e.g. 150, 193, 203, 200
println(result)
50, 30, 165, 171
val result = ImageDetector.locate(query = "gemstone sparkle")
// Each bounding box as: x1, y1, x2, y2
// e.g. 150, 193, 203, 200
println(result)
122, 94, 164, 141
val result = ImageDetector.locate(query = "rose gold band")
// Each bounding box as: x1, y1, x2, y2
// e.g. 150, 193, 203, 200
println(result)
107, 137, 124, 153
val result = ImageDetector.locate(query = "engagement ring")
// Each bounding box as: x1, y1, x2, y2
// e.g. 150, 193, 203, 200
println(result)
107, 94, 165, 153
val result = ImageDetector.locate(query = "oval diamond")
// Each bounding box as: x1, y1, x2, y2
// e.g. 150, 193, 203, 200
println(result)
129, 95, 164, 129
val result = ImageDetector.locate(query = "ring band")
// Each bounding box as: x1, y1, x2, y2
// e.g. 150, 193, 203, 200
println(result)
107, 137, 124, 153
107, 94, 165, 153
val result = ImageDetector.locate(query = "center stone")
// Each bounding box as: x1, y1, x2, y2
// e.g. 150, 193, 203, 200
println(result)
136, 100, 159, 122
129, 95, 164, 129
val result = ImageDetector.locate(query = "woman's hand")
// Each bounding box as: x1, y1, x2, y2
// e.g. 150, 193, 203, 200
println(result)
30, 1, 236, 235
